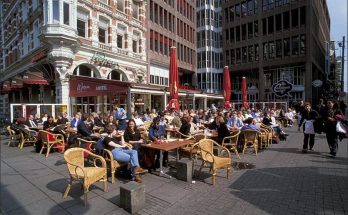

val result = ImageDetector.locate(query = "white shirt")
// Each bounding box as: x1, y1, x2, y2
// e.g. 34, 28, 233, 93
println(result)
134, 117, 144, 127
285, 112, 294, 121
29, 120, 37, 127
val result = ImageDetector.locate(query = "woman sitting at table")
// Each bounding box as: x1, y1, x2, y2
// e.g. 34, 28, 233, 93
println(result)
105, 115, 117, 128
214, 116, 231, 144
103, 125, 146, 183
124, 119, 144, 152
148, 118, 168, 167
189, 115, 200, 135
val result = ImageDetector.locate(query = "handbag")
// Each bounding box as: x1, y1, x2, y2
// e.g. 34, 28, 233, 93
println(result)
336, 121, 347, 134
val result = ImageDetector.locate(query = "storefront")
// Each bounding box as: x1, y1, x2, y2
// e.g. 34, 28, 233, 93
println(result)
69, 75, 131, 115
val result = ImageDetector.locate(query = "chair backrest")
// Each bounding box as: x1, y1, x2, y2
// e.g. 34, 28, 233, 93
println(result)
144, 121, 152, 131
6, 126, 15, 136
64, 148, 85, 174
193, 133, 205, 142
198, 139, 214, 163
222, 130, 240, 146
241, 129, 259, 143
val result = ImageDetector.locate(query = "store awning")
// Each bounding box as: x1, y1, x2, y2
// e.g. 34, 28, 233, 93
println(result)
0, 81, 11, 93
69, 75, 130, 97
23, 71, 49, 85
11, 76, 24, 89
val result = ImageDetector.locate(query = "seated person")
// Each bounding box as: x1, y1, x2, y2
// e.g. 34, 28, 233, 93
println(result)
262, 115, 288, 137
179, 116, 191, 137
25, 114, 38, 128
241, 117, 260, 132
105, 115, 117, 129
56, 113, 68, 126
214, 116, 231, 144
285, 108, 294, 127
188, 115, 200, 135
226, 111, 244, 130
43, 116, 57, 131
70, 113, 81, 129
148, 118, 167, 141
104, 125, 146, 183
77, 114, 100, 140
133, 111, 145, 128
124, 119, 144, 152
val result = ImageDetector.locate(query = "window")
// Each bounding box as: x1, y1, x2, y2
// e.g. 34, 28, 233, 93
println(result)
268, 16, 274, 34
236, 26, 240, 41
300, 6, 306, 26
300, 35, 305, 55
254, 0, 258, 14
263, 42, 268, 60
291, 8, 298, 28
77, 20, 86, 37
269, 41, 275, 59
247, 0, 253, 15
132, 3, 139, 19
284, 38, 290, 56
254, 21, 258, 36
231, 49, 235, 65
262, 18, 267, 35
276, 39, 282, 58
132, 40, 137, 53
255, 44, 259, 61
248, 22, 253, 39
292, 36, 299, 55
63, 2, 70, 25
236, 48, 241, 64
117, 35, 123, 48
242, 24, 246, 40
241, 1, 247, 17
235, 4, 241, 20
275, 14, 282, 31
248, 45, 254, 62
117, 0, 124, 12
99, 28, 106, 43
53, 0, 59, 24
283, 11, 290, 30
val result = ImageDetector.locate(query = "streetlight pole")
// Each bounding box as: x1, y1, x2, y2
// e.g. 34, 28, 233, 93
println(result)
341, 36, 345, 92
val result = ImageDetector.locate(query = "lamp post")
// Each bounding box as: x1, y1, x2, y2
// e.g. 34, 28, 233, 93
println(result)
338, 36, 345, 92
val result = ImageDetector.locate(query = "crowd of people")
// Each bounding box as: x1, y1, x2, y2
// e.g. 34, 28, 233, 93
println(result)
9, 99, 347, 183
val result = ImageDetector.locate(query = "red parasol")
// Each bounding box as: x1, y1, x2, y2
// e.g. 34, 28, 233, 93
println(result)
223, 66, 232, 109
167, 47, 180, 111
242, 77, 249, 109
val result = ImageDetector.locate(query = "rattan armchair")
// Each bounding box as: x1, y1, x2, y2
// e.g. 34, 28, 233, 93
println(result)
241, 129, 259, 155
259, 128, 269, 149
6, 126, 19, 147
221, 130, 241, 160
18, 131, 37, 149
63, 148, 107, 206
39, 130, 65, 157
197, 139, 231, 185
179, 133, 206, 160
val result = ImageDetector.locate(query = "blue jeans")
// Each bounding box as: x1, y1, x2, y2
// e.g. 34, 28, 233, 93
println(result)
112, 148, 140, 174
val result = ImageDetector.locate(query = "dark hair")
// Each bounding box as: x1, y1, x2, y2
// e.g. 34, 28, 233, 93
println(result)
127, 119, 138, 131
81, 113, 90, 121
152, 117, 160, 125
17, 117, 26, 124
105, 124, 116, 134
47, 116, 54, 121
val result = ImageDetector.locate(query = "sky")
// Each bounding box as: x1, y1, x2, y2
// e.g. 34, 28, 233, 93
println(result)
327, 0, 348, 92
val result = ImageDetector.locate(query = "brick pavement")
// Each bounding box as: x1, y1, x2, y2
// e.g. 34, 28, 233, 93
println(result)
1, 126, 347, 215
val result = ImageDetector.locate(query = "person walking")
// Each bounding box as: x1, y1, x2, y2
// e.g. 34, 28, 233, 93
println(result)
322, 100, 342, 157
299, 103, 318, 153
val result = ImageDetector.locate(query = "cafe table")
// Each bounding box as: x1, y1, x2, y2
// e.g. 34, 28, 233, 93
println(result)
141, 139, 195, 179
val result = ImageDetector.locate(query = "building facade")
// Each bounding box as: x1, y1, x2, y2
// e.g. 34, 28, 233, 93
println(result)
0, 0, 148, 118
146, 0, 203, 110
222, 0, 330, 105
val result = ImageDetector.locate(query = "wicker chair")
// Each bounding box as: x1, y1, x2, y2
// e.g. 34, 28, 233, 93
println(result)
18, 131, 37, 149
221, 130, 241, 160
63, 148, 107, 206
143, 121, 152, 131
241, 129, 259, 155
179, 133, 205, 160
39, 130, 65, 157
6, 126, 18, 147
259, 128, 269, 149
197, 139, 231, 185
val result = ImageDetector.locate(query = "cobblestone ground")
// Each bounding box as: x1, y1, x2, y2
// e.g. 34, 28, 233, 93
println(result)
1, 126, 347, 215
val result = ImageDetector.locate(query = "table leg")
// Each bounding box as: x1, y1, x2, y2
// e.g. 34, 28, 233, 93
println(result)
159, 150, 172, 179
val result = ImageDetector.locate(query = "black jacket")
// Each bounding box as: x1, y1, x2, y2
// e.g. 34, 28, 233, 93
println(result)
77, 121, 93, 137
57, 117, 68, 125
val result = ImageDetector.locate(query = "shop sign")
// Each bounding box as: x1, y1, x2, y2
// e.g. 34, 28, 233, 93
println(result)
90, 52, 119, 68
31, 51, 47, 63
272, 80, 293, 97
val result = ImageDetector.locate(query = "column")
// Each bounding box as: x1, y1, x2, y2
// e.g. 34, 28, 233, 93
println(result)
305, 62, 312, 102
163, 90, 168, 110
19, 90, 23, 103
39, 85, 44, 103
204, 97, 207, 110
258, 67, 265, 101
126, 87, 132, 119
193, 95, 196, 110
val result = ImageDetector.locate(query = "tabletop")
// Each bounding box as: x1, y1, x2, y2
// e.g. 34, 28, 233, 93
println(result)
141, 139, 195, 151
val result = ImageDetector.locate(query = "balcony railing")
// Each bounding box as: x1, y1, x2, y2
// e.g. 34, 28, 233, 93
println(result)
117, 48, 128, 55
132, 53, 143, 60
99, 43, 111, 51
98, 1, 112, 11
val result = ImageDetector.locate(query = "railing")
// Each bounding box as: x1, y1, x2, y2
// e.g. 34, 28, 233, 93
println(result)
117, 48, 128, 55
115, 11, 128, 20
98, 1, 112, 11
132, 53, 143, 60
99, 43, 111, 51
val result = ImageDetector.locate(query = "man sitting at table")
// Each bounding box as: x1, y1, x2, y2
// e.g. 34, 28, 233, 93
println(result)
77, 114, 100, 140
25, 114, 38, 128
56, 113, 68, 125
70, 113, 81, 129
241, 117, 260, 132
226, 111, 244, 130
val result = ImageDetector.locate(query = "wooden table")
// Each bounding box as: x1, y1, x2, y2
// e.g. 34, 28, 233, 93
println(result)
29, 126, 43, 131
141, 139, 194, 178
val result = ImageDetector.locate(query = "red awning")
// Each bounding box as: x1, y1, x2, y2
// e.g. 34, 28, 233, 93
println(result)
69, 75, 130, 97
11, 76, 24, 89
23, 71, 49, 85
0, 81, 11, 93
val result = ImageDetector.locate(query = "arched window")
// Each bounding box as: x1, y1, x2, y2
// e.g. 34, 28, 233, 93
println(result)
73, 64, 97, 77
108, 70, 126, 81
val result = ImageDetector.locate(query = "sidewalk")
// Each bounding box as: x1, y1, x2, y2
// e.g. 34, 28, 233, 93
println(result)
1, 127, 347, 215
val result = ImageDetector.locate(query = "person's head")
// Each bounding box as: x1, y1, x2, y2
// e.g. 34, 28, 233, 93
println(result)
215, 116, 225, 126
133, 111, 139, 118
56, 114, 62, 119
74, 113, 80, 120
152, 118, 160, 128
108, 115, 114, 122
304, 103, 311, 112
17, 117, 25, 125
105, 124, 116, 134
181, 116, 189, 125
327, 100, 336, 109
232, 111, 237, 118
287, 108, 292, 112
127, 119, 137, 131
81, 113, 89, 122
28, 114, 34, 121
244, 117, 253, 125
63, 112, 68, 118
47, 116, 54, 123
35, 114, 40, 119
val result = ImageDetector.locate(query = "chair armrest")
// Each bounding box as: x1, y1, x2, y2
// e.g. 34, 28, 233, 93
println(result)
199, 148, 215, 163
220, 147, 231, 158
103, 148, 114, 161
83, 149, 107, 168
124, 142, 133, 149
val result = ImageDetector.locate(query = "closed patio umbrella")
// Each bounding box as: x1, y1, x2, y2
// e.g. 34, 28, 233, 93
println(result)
242, 77, 249, 109
167, 47, 180, 111
223, 66, 232, 109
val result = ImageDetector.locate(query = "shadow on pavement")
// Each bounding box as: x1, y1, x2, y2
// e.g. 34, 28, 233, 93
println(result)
0, 183, 31, 215
228, 166, 348, 214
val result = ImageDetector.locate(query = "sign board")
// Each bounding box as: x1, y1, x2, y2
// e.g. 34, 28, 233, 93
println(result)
272, 80, 293, 97
312, 80, 323, 88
